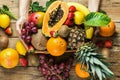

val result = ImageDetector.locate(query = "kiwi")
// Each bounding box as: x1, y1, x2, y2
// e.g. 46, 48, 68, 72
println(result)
0, 29, 9, 50
58, 25, 71, 38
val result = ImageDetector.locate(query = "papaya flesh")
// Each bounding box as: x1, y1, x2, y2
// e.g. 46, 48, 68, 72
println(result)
42, 1, 69, 37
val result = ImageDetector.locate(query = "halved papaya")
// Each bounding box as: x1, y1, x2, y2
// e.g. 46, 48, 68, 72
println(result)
42, 1, 69, 37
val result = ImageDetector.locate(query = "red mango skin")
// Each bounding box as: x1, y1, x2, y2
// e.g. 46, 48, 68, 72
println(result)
29, 12, 45, 27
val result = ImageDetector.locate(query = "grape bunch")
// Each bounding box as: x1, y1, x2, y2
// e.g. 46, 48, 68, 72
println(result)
38, 54, 74, 80
21, 21, 38, 44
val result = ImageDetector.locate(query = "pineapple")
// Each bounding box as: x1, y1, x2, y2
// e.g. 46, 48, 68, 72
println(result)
75, 42, 114, 80
68, 26, 85, 50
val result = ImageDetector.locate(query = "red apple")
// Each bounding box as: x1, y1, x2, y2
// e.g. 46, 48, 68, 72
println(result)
29, 12, 45, 27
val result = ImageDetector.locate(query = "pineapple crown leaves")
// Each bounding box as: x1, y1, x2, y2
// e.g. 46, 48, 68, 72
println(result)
75, 42, 114, 80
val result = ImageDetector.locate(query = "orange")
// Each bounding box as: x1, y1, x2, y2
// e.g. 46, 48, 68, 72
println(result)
75, 63, 90, 78
0, 48, 19, 68
47, 36, 67, 56
99, 21, 115, 37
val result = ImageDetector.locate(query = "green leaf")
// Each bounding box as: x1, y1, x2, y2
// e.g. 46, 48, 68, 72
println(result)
45, 0, 56, 10
84, 12, 111, 27
2, 5, 9, 11
95, 66, 103, 80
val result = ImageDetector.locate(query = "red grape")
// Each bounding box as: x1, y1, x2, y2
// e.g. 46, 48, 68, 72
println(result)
21, 28, 27, 35
25, 35, 31, 44
31, 27, 38, 33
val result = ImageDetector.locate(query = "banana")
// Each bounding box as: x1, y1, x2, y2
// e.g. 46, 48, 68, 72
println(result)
67, 2, 90, 16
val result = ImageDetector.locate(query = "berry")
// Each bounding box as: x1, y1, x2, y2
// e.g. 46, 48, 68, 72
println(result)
28, 45, 34, 53
69, 6, 76, 12
5, 26, 13, 35
25, 35, 31, 44
21, 28, 26, 35
19, 58, 28, 67
68, 12, 74, 20
104, 40, 112, 48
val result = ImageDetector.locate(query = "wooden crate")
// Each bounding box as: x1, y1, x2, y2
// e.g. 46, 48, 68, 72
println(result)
0, 0, 120, 80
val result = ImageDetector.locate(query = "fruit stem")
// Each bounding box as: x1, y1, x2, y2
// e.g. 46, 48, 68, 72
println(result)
47, 66, 63, 80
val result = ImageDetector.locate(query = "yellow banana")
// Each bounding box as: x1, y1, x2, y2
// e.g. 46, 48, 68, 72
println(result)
67, 2, 90, 16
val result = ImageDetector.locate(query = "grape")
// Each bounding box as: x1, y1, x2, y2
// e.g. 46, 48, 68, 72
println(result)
29, 21, 35, 28
21, 35, 26, 40
21, 28, 26, 35
25, 35, 31, 44
50, 65, 55, 71
31, 27, 38, 33
39, 54, 46, 60
24, 21, 29, 27
56, 69, 61, 74
47, 75, 52, 80
54, 64, 58, 70
26, 25, 31, 32
51, 75, 59, 80
59, 63, 65, 70
43, 63, 48, 68
39, 59, 45, 64
64, 72, 69, 78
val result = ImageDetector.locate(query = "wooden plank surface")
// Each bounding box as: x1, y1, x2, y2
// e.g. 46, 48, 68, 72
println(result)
0, 0, 120, 80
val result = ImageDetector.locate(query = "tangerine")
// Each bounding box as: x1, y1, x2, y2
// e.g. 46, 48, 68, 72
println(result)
0, 48, 19, 68
75, 63, 90, 78
99, 21, 115, 37
46, 36, 67, 56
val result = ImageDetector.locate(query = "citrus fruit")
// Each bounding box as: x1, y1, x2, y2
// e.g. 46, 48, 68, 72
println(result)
99, 21, 115, 37
75, 63, 90, 78
74, 11, 84, 25
16, 40, 27, 56
0, 48, 19, 68
47, 36, 67, 56
85, 27, 94, 39
0, 14, 10, 29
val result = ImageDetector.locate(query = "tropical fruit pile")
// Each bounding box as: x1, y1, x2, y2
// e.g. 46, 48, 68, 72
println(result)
20, 0, 115, 80
0, 0, 115, 80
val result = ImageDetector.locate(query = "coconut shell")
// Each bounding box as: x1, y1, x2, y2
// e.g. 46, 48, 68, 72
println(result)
31, 29, 47, 50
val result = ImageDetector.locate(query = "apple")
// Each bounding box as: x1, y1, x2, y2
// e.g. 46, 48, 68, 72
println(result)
29, 12, 45, 28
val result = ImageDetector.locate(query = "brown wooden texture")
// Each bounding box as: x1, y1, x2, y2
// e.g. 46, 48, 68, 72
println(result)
0, 0, 120, 80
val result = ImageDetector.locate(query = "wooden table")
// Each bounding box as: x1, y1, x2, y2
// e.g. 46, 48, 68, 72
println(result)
0, 0, 120, 80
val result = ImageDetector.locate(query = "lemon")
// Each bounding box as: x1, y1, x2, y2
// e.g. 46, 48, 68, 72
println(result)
74, 11, 85, 25
0, 48, 19, 68
85, 27, 94, 39
0, 14, 10, 29
16, 40, 27, 56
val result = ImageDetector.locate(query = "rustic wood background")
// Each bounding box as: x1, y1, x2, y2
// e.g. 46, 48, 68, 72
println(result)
0, 0, 120, 80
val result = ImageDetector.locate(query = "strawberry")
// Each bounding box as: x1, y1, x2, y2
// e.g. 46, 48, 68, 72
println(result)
104, 40, 112, 48
69, 6, 76, 12
5, 26, 13, 35
28, 45, 35, 53
19, 58, 28, 67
